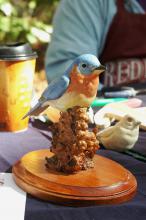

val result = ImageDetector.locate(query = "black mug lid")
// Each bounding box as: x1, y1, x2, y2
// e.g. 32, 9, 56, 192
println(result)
0, 42, 37, 61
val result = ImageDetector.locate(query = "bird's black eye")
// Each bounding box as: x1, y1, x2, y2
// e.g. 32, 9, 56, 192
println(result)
82, 64, 87, 68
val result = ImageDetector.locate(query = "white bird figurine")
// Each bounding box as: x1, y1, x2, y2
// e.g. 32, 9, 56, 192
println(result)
96, 114, 141, 152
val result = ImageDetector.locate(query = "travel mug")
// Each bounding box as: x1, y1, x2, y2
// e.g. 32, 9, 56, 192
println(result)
0, 42, 37, 132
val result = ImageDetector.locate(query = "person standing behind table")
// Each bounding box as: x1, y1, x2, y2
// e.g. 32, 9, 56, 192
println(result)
45, 0, 146, 88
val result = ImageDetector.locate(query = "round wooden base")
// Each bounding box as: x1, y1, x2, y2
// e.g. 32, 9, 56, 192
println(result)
12, 149, 137, 206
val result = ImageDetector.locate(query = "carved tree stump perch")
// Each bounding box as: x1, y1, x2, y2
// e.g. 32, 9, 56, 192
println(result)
46, 106, 99, 173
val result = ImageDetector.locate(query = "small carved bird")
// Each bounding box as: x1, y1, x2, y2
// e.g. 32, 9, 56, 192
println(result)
97, 115, 141, 152
23, 54, 105, 119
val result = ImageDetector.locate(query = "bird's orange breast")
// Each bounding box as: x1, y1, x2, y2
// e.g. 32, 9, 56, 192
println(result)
67, 65, 99, 98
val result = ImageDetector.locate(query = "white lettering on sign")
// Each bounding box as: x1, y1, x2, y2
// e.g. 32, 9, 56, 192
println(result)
104, 62, 115, 86
104, 58, 146, 87
117, 61, 130, 84
131, 60, 142, 80
143, 59, 146, 78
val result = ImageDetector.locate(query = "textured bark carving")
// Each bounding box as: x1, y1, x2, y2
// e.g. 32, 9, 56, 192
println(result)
46, 106, 99, 173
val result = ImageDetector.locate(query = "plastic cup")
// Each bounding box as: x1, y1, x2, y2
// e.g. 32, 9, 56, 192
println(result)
0, 42, 37, 132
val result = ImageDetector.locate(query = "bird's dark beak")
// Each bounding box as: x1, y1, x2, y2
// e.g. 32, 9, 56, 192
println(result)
92, 65, 106, 75
94, 65, 106, 71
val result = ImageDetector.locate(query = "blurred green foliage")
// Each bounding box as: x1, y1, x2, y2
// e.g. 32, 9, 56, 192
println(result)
0, 0, 60, 44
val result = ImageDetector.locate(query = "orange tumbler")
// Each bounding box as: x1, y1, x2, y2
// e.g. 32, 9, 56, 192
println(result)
0, 43, 37, 132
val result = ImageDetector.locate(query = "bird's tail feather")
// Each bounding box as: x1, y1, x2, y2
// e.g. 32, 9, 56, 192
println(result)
22, 103, 49, 119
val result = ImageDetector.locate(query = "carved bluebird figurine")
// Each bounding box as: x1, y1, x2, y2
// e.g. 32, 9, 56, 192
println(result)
23, 54, 105, 118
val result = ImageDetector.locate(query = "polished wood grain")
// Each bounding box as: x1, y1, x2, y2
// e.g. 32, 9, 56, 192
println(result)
12, 149, 137, 206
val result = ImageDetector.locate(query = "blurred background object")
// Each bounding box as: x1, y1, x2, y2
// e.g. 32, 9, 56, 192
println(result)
0, 0, 60, 97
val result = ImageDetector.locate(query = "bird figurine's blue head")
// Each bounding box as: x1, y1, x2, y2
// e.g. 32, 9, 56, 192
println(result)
73, 54, 105, 76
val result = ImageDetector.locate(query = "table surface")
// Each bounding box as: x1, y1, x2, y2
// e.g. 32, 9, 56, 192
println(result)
0, 95, 146, 220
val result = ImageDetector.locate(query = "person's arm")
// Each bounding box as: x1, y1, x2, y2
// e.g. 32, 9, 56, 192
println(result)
45, 0, 145, 83
45, 0, 115, 83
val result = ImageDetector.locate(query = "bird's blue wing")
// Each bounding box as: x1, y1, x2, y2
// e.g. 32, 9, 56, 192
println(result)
40, 75, 70, 101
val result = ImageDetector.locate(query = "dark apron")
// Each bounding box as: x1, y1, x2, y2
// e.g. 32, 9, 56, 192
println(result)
100, 0, 146, 87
